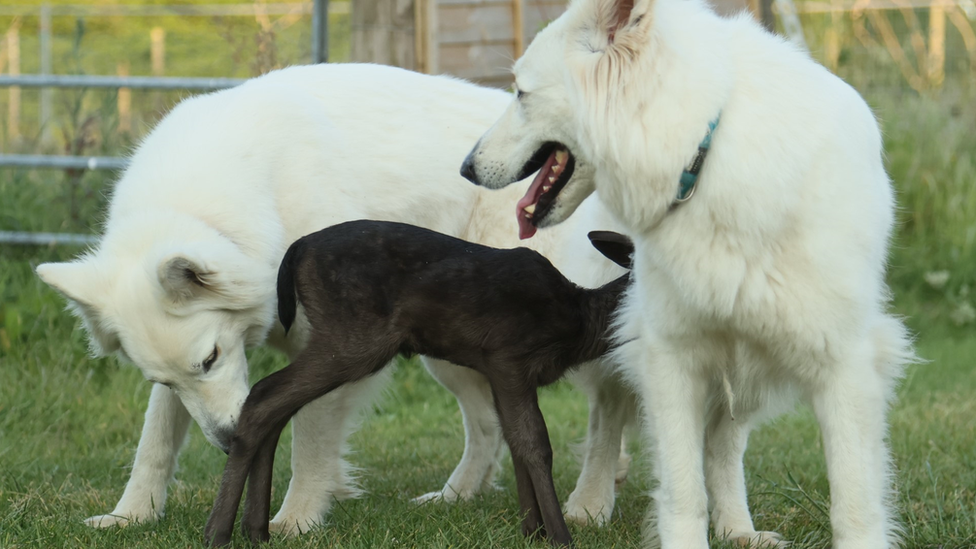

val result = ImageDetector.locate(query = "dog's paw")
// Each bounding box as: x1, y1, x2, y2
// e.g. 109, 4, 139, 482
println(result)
268, 516, 322, 537
84, 513, 153, 528
563, 492, 613, 526
411, 483, 493, 505
615, 451, 632, 487
411, 489, 470, 504
727, 531, 789, 548
412, 491, 448, 504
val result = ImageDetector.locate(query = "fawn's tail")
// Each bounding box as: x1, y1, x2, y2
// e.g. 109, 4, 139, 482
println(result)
277, 239, 304, 334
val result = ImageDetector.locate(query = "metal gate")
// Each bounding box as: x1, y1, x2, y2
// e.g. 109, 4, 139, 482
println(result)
0, 0, 330, 246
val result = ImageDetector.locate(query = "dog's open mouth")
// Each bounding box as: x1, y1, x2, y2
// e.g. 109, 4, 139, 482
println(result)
516, 143, 576, 239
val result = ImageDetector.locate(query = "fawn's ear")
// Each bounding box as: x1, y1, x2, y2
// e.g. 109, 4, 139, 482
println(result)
588, 230, 634, 269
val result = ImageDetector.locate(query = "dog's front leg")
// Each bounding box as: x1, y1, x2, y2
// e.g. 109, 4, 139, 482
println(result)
565, 363, 635, 526
705, 406, 786, 547
270, 369, 392, 536
811, 353, 897, 549
635, 342, 710, 549
413, 357, 503, 503
86, 383, 191, 528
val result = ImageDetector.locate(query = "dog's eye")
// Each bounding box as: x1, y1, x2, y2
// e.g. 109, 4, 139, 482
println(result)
202, 346, 219, 373
516, 89, 526, 100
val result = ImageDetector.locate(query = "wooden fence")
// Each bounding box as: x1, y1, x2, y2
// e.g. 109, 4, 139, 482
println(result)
354, 0, 758, 87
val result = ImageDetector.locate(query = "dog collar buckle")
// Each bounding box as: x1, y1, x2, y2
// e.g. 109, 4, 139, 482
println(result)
672, 114, 720, 208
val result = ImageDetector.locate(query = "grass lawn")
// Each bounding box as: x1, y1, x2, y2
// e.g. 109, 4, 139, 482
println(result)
0, 243, 974, 549
1, 9, 975, 547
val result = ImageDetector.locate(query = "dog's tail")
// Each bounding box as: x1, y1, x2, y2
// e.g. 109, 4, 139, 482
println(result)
277, 238, 304, 335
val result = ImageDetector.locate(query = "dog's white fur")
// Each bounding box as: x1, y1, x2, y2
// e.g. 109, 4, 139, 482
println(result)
36, 64, 638, 533
464, 0, 916, 547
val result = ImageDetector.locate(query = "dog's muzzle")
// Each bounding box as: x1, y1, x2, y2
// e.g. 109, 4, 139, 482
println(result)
213, 425, 235, 455
460, 149, 481, 185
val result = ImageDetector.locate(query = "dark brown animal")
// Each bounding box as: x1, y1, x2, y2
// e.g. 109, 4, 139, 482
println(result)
204, 220, 633, 547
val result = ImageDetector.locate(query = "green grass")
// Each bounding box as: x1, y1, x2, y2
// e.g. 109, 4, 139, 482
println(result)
2, 5, 976, 548
1, 246, 975, 549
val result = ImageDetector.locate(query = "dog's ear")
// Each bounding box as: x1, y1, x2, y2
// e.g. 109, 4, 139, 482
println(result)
158, 255, 214, 303
588, 230, 634, 269
156, 243, 274, 311
594, 0, 653, 45
36, 260, 122, 356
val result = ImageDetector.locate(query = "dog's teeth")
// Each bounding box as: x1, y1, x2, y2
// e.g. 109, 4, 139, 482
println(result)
524, 204, 536, 214
543, 185, 551, 192
555, 150, 568, 165
548, 176, 556, 183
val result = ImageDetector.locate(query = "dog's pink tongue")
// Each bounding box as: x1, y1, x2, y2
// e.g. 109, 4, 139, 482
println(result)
516, 150, 559, 240
516, 204, 538, 240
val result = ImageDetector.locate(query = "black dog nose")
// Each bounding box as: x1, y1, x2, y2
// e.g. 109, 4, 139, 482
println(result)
214, 426, 235, 455
460, 151, 480, 185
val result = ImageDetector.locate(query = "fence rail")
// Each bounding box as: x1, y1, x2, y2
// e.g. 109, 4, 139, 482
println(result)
0, 231, 97, 246
0, 74, 247, 90
0, 2, 349, 17
0, 154, 129, 170
0, 1, 330, 246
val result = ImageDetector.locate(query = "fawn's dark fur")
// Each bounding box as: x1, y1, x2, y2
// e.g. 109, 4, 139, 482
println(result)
204, 220, 633, 547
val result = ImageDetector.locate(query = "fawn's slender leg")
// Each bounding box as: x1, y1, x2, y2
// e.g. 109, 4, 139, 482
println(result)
241, 418, 290, 543
512, 454, 545, 538
205, 349, 388, 547
495, 389, 573, 547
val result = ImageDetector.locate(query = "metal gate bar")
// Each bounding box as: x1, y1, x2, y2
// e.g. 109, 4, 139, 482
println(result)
0, 74, 247, 90
0, 0, 329, 246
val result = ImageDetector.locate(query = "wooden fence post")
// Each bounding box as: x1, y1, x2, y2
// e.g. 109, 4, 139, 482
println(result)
151, 27, 165, 113
513, 0, 525, 59
40, 3, 52, 145
117, 62, 132, 134
928, 0, 946, 87
411, 0, 436, 74
6, 25, 20, 141
352, 0, 417, 70
825, 0, 843, 71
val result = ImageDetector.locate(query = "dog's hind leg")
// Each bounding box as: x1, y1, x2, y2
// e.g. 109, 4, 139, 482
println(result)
811, 344, 897, 549
565, 364, 634, 526
705, 406, 785, 548
271, 369, 392, 536
414, 357, 503, 503
86, 384, 192, 528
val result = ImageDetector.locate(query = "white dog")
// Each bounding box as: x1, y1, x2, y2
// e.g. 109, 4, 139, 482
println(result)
461, 0, 916, 547
36, 64, 635, 534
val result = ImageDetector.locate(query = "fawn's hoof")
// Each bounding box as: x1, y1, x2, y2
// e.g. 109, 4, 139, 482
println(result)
204, 520, 233, 547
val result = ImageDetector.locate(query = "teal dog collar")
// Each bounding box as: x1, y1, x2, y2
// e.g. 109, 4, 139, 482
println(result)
673, 114, 720, 208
